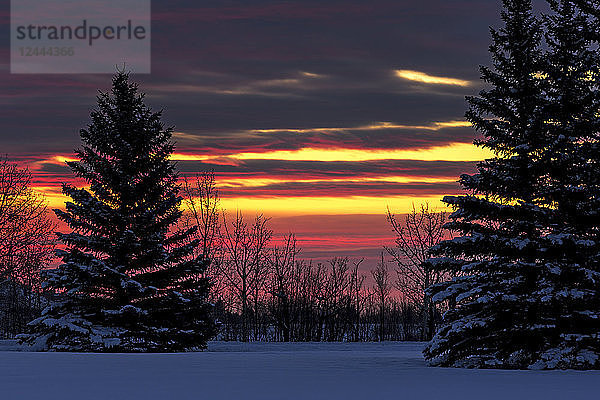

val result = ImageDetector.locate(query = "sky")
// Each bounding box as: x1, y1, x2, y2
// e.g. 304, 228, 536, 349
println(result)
0, 0, 501, 267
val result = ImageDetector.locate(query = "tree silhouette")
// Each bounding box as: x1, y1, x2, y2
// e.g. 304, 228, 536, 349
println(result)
20, 73, 215, 352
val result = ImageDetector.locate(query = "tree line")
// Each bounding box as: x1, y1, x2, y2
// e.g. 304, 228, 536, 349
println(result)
180, 172, 450, 342
0, 157, 450, 343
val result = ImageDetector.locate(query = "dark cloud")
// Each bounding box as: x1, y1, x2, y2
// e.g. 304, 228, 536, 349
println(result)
171, 125, 477, 154
0, 0, 499, 154
177, 159, 476, 180
27, 157, 473, 188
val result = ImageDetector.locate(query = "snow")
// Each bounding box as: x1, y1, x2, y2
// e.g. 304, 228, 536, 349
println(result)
1, 341, 599, 400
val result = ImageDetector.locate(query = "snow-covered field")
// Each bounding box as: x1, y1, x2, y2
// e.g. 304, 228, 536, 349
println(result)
1, 341, 599, 400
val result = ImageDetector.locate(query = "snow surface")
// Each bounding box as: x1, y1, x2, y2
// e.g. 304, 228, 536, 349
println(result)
1, 340, 599, 400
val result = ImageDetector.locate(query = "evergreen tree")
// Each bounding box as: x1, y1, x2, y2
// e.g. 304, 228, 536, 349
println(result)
425, 0, 600, 369
529, 0, 600, 369
19, 72, 216, 352
423, 0, 555, 368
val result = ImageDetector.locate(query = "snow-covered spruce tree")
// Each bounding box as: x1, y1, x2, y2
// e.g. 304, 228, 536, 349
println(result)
423, 0, 558, 368
526, 0, 600, 369
19, 72, 216, 352
425, 0, 600, 369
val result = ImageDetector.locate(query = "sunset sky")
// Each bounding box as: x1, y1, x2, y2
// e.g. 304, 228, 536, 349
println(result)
0, 0, 499, 266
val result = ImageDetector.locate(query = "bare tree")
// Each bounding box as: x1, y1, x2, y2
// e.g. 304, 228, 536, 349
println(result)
219, 211, 272, 341
181, 171, 220, 260
269, 233, 300, 341
371, 253, 391, 341
349, 259, 365, 342
0, 158, 55, 338
385, 202, 450, 340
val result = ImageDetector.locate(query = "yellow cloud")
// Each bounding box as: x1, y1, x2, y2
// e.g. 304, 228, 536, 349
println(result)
395, 69, 471, 87
172, 142, 491, 163
433, 121, 472, 129
52, 156, 79, 164
300, 71, 322, 78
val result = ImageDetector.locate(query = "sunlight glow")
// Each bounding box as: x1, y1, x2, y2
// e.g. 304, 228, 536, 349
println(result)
32, 186, 68, 209
218, 195, 449, 216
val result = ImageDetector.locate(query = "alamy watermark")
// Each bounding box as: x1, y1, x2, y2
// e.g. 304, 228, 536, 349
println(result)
11, 0, 151, 74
